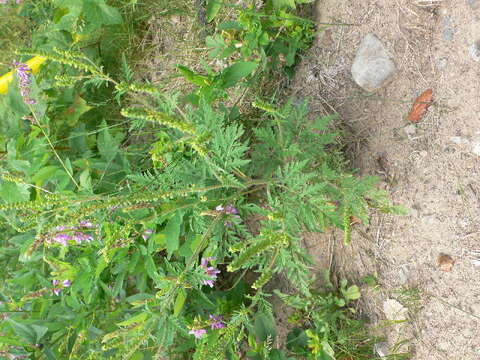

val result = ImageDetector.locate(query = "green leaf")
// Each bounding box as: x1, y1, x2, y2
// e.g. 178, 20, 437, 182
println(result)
59, 95, 92, 127
253, 312, 276, 342
271, 0, 296, 9
0, 182, 30, 203
206, 0, 223, 22
219, 61, 258, 88
342, 285, 361, 301
31, 324, 49, 343
97, 120, 124, 162
177, 65, 211, 87
173, 289, 187, 316
164, 212, 182, 257
84, 0, 123, 25
117, 312, 149, 327
7, 319, 37, 344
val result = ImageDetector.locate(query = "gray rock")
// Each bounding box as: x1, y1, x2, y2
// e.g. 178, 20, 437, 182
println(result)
469, 41, 480, 62
442, 17, 455, 42
466, 0, 480, 10
351, 34, 396, 91
442, 28, 455, 41
375, 342, 390, 358
383, 299, 408, 321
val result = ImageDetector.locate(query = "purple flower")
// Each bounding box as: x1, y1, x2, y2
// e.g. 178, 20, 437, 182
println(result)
13, 61, 35, 105
142, 229, 153, 240
53, 233, 72, 246
188, 328, 207, 339
52, 279, 71, 295
225, 204, 239, 215
79, 220, 94, 228
200, 257, 221, 287
209, 315, 225, 330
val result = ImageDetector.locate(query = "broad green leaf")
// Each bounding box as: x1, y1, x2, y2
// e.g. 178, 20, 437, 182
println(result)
117, 312, 149, 327
173, 289, 187, 316
7, 319, 37, 344
219, 61, 258, 88
31, 165, 60, 185
0, 182, 30, 203
97, 120, 124, 162
177, 65, 211, 87
164, 212, 182, 257
206, 0, 223, 22
59, 95, 92, 127
84, 0, 123, 25
342, 285, 361, 301
271, 0, 296, 9
31, 324, 49, 343
253, 312, 276, 342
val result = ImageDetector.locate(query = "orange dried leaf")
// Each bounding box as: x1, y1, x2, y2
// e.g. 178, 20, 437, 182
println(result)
437, 253, 455, 272
407, 88, 433, 122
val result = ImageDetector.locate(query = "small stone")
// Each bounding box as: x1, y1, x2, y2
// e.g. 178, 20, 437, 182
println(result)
375, 342, 390, 358
469, 41, 480, 62
404, 124, 416, 137
442, 28, 455, 41
470, 303, 480, 316
437, 57, 448, 69
449, 136, 468, 144
351, 33, 396, 91
466, 0, 480, 10
398, 266, 409, 285
472, 140, 480, 156
383, 299, 408, 321
437, 253, 455, 272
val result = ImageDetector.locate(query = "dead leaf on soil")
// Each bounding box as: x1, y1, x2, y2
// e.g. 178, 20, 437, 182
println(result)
437, 253, 455, 272
407, 88, 433, 122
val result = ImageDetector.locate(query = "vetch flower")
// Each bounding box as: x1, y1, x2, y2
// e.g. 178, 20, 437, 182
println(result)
13, 61, 36, 105
53, 233, 72, 246
52, 279, 71, 295
188, 328, 207, 339
79, 220, 95, 228
142, 229, 153, 240
209, 315, 225, 330
200, 257, 221, 287
224, 204, 239, 215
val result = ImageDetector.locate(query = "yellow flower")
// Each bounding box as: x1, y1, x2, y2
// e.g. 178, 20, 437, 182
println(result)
0, 56, 47, 95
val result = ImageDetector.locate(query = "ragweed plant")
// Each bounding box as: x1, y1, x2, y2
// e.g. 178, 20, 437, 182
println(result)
0, 1, 403, 359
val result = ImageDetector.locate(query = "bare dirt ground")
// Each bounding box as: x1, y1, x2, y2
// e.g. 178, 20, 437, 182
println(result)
292, 0, 480, 359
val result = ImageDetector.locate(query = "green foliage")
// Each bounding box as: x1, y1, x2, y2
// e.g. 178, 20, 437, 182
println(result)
0, 0, 402, 359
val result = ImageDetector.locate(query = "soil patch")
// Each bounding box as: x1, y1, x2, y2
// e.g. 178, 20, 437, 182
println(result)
292, 1, 480, 359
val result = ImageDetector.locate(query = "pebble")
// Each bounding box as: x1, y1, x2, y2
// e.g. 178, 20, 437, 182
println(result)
470, 303, 480, 316
375, 342, 390, 358
466, 0, 480, 10
442, 17, 455, 42
469, 41, 480, 62
404, 124, 417, 137
383, 299, 408, 321
398, 266, 409, 285
471, 140, 480, 156
351, 34, 396, 91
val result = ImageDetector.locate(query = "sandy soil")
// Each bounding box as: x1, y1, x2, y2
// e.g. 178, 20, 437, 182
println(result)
292, 0, 480, 359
